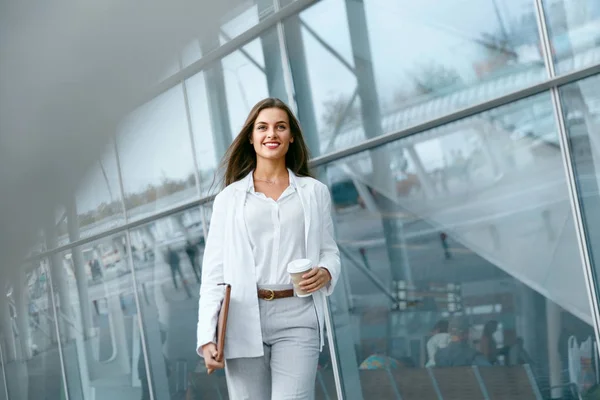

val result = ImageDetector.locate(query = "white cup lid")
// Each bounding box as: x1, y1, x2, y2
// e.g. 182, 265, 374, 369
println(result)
287, 258, 313, 273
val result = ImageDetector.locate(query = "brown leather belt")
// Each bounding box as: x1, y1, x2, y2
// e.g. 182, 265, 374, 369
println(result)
257, 288, 294, 301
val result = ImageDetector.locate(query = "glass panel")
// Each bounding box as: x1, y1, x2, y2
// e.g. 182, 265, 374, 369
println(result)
288, 0, 545, 155
55, 138, 122, 245
178, 8, 258, 70
560, 75, 600, 357
52, 234, 149, 399
283, 0, 360, 156
221, 38, 269, 136
543, 0, 600, 74
186, 72, 218, 195
221, 4, 263, 41
160, 1, 290, 78
187, 28, 281, 195
176, 0, 298, 71
128, 207, 211, 399
74, 140, 125, 240
2, 260, 65, 399
324, 92, 595, 399
117, 84, 198, 221
201, 1, 289, 54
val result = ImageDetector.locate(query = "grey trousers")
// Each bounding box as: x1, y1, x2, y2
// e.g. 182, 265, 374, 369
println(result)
225, 285, 320, 400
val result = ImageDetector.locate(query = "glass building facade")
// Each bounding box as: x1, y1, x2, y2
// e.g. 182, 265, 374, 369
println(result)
2, 0, 600, 399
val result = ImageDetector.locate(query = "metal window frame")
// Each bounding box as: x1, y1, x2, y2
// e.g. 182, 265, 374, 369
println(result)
113, 137, 157, 400
178, 57, 211, 242
310, 63, 600, 167
27, 61, 600, 264
534, 0, 600, 365
151, 0, 317, 101
32, 0, 600, 397
273, 0, 297, 108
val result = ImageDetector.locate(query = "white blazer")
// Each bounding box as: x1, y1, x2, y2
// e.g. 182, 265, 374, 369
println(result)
196, 170, 341, 359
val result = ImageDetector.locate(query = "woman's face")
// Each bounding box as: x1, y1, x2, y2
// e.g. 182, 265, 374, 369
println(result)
250, 107, 293, 164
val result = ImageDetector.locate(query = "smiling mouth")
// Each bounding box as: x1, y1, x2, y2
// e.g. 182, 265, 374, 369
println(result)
263, 142, 280, 149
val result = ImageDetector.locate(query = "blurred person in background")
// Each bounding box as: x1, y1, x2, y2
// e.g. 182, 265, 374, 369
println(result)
166, 246, 191, 297
426, 319, 451, 367
185, 239, 201, 283
435, 317, 490, 367
480, 320, 500, 365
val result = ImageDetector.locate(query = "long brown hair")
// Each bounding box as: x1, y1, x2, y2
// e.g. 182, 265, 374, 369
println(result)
221, 98, 312, 186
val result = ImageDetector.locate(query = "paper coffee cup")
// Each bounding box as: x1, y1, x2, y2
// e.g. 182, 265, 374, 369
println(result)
287, 259, 313, 297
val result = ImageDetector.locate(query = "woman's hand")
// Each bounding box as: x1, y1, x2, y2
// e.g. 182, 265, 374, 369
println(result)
202, 342, 224, 374
299, 267, 332, 293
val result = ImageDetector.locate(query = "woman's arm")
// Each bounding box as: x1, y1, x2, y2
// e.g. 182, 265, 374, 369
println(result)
318, 184, 340, 296
196, 194, 227, 356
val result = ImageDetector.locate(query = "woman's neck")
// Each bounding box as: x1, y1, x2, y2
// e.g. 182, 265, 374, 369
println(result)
254, 159, 288, 181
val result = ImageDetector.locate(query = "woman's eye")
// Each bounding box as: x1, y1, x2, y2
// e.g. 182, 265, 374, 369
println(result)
257, 126, 266, 131
277, 125, 286, 130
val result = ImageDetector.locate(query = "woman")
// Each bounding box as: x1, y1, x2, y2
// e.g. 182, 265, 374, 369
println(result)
480, 320, 499, 365
425, 320, 451, 367
196, 98, 340, 400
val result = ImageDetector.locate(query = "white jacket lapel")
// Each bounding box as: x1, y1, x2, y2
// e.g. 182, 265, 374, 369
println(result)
232, 173, 255, 282
289, 171, 312, 255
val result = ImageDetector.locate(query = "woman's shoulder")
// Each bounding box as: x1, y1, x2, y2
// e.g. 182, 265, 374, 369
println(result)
300, 177, 332, 204
213, 183, 240, 204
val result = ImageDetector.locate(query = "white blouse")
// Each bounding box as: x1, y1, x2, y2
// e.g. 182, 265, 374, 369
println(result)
244, 175, 306, 284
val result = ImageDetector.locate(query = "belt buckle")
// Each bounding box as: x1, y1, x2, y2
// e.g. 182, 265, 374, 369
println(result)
264, 289, 275, 301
